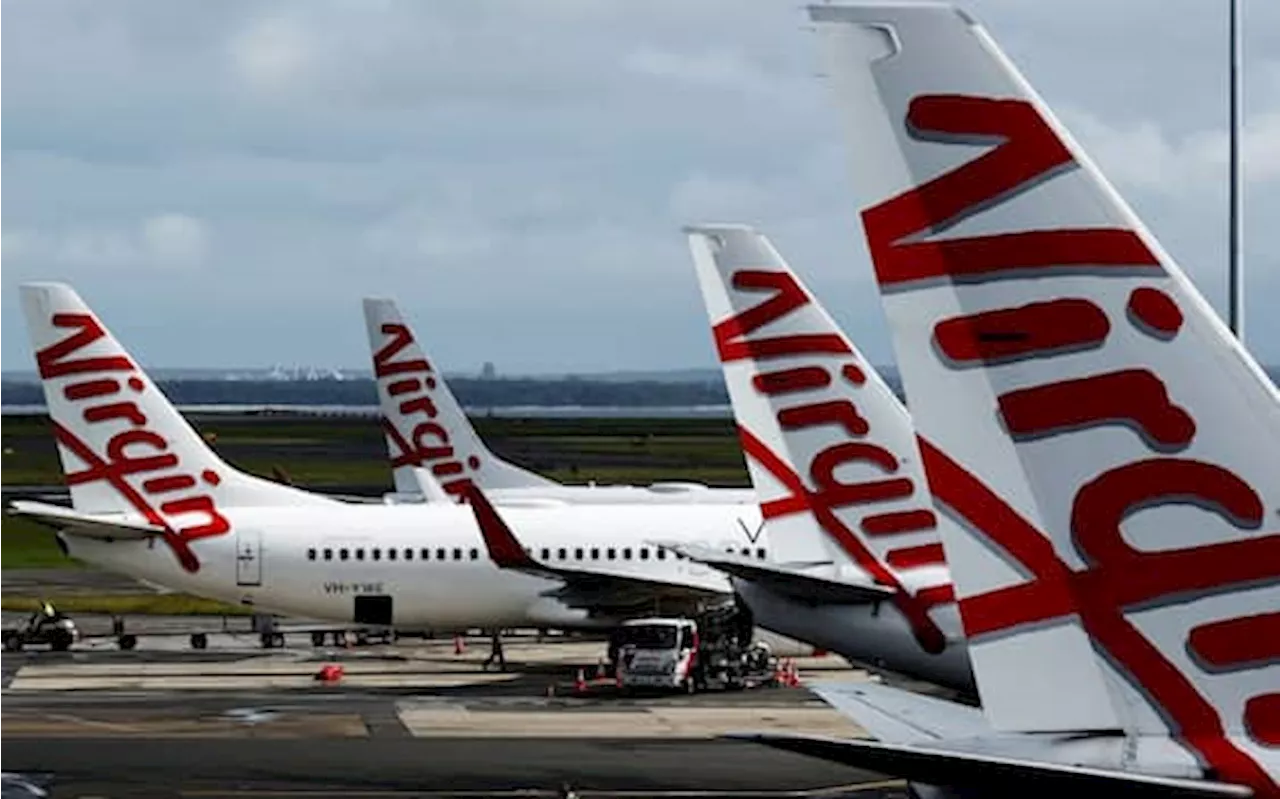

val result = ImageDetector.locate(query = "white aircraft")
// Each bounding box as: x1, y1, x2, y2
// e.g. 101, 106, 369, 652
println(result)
10, 283, 772, 633
363, 297, 756, 505
683, 224, 972, 692
736, 4, 1280, 797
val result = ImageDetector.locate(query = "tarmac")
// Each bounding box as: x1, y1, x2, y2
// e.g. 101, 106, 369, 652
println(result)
1, 631, 905, 798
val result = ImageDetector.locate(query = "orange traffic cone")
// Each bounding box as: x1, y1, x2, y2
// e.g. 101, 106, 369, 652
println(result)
453, 635, 466, 655
574, 668, 588, 694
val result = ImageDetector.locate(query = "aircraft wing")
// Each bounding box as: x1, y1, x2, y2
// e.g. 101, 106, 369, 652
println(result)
461, 485, 728, 613
8, 500, 165, 541
729, 733, 1250, 799
668, 543, 894, 604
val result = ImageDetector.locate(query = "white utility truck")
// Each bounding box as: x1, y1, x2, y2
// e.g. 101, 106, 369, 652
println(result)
612, 606, 776, 693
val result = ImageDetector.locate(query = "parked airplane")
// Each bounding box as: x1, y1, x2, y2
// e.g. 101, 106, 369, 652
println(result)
683, 224, 972, 692
738, 4, 1280, 797
11, 283, 771, 635
363, 297, 756, 505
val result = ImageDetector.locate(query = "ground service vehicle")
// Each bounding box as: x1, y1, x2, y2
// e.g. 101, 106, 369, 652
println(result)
3, 603, 80, 652
614, 606, 775, 693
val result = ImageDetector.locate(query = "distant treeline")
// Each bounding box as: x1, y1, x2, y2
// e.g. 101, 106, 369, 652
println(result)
0, 376, 740, 409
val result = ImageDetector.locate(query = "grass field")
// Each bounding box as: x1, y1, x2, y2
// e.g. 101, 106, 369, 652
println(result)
1, 593, 250, 616
3, 413, 750, 572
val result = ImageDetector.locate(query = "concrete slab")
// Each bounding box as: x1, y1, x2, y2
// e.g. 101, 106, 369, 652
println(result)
396, 702, 866, 739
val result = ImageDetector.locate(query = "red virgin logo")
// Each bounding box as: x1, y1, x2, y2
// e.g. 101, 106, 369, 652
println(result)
864, 93, 1279, 792
716, 268, 954, 654
373, 323, 479, 498
37, 313, 230, 573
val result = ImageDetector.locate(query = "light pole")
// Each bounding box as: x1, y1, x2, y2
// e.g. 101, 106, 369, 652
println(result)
1228, 0, 1244, 343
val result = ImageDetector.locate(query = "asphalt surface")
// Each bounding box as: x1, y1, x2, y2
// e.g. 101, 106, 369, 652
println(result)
2, 641, 904, 799
2, 737, 904, 798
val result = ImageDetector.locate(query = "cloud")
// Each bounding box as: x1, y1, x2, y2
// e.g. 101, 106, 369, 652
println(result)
227, 15, 312, 94
4, 214, 209, 272
1064, 106, 1280, 196
142, 213, 210, 269
2, 0, 1278, 370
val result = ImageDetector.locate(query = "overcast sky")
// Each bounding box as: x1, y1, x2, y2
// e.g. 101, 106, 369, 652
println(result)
4, 0, 1278, 374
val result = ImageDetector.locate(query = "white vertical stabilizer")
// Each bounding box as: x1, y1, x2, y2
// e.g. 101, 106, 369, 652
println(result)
687, 225, 955, 655
813, 3, 1278, 793
19, 282, 335, 573
362, 298, 557, 499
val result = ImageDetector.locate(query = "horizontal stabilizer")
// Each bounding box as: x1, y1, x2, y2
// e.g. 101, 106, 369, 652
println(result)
408, 467, 453, 504
731, 733, 1250, 798
671, 544, 893, 604
808, 681, 987, 744
9, 500, 164, 541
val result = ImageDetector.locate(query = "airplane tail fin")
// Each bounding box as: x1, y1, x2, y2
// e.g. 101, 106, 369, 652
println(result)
362, 298, 557, 498
686, 225, 954, 653
812, 3, 1279, 789
19, 283, 334, 569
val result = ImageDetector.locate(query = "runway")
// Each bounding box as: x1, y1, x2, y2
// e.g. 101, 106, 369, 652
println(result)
2, 636, 904, 798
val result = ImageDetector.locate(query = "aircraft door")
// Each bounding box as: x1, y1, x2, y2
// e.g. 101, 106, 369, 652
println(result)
236, 528, 262, 587
354, 595, 393, 626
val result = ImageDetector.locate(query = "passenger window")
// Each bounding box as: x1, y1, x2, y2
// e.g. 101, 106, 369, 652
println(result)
323, 548, 333, 561
540, 548, 550, 561
387, 548, 396, 561
469, 548, 479, 561
340, 548, 350, 561
356, 548, 366, 561
437, 548, 447, 561
574, 548, 584, 560
372, 548, 382, 561
740, 547, 750, 557
453, 548, 463, 561
640, 548, 649, 561
606, 548, 616, 561
421, 548, 431, 561
657, 549, 666, 561
590, 547, 600, 560
557, 548, 567, 560
623, 547, 632, 560
404, 548, 413, 561
307, 548, 317, 561
757, 548, 767, 560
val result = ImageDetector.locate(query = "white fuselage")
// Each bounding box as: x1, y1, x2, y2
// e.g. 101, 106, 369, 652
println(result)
64, 500, 769, 630
734, 580, 974, 693
482, 484, 758, 506
386, 485, 759, 508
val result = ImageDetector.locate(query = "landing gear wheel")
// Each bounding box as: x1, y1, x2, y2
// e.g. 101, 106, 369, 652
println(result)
3, 633, 21, 652
190, 633, 208, 650
118, 634, 138, 651
260, 632, 275, 649
271, 632, 285, 648
50, 630, 74, 652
